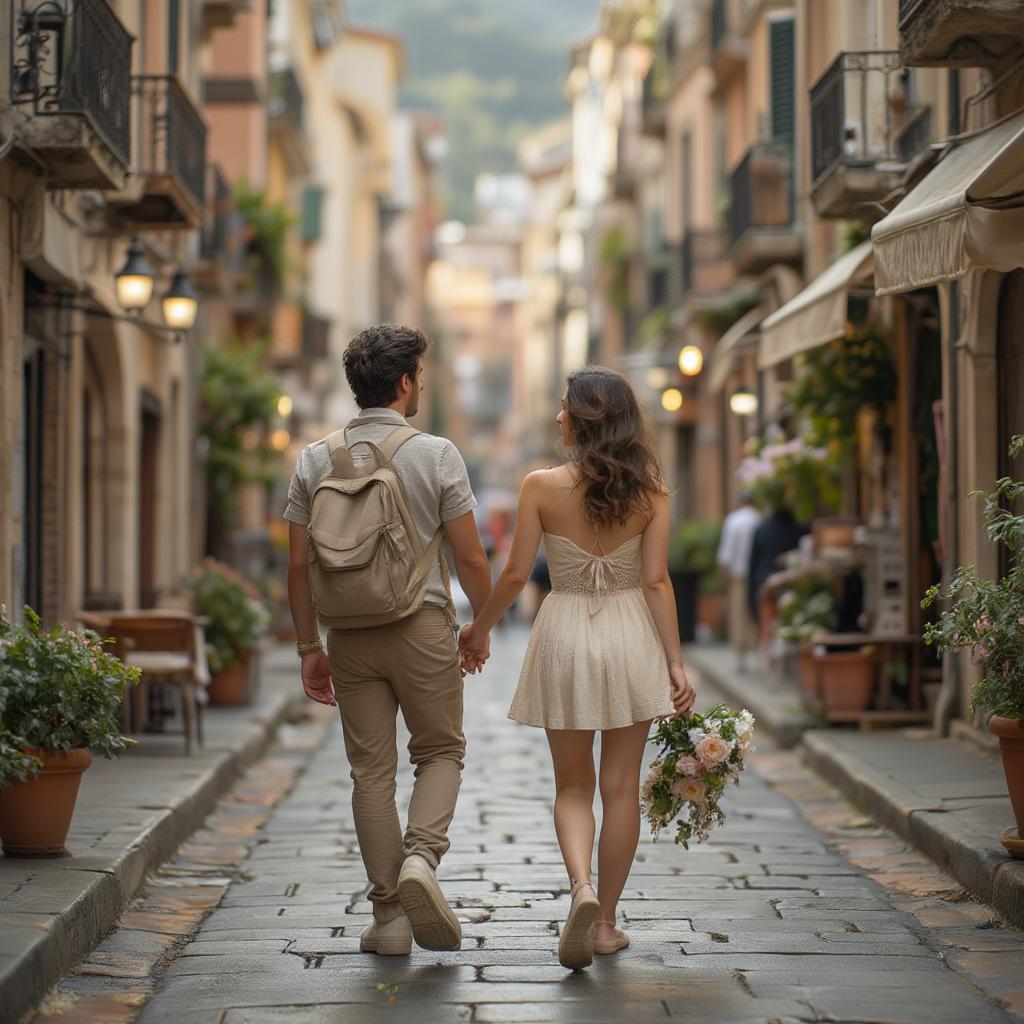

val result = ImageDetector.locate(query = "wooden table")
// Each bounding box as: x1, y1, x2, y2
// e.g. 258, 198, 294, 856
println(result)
810, 631, 927, 727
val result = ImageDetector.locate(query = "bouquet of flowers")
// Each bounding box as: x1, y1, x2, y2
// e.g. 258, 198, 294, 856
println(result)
641, 704, 754, 848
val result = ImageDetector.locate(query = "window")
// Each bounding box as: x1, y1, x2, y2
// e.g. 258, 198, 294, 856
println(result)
301, 184, 325, 243
770, 16, 795, 147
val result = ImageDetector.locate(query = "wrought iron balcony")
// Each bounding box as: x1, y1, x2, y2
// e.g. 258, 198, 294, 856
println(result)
810, 51, 927, 219
110, 76, 207, 229
9, 0, 132, 188
727, 142, 800, 275
680, 228, 732, 299
899, 0, 1024, 67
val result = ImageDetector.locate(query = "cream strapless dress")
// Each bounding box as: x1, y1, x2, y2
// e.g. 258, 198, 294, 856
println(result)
508, 532, 675, 730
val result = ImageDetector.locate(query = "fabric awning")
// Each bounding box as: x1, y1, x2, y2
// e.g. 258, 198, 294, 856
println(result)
707, 304, 764, 392
872, 108, 1024, 295
758, 241, 874, 368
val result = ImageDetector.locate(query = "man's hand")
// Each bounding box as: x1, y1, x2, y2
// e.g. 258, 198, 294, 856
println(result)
459, 622, 490, 675
301, 650, 336, 707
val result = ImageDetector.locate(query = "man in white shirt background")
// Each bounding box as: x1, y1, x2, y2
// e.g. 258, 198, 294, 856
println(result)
716, 491, 762, 671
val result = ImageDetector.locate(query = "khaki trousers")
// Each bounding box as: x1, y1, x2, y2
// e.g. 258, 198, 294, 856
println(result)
327, 605, 465, 923
728, 575, 757, 657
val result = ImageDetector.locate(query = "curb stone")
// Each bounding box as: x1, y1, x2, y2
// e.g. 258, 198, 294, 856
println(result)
802, 729, 1024, 930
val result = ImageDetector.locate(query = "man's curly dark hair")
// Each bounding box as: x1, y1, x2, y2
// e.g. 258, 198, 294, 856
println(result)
342, 324, 431, 409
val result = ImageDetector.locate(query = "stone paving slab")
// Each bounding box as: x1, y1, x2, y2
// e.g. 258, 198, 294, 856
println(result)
803, 728, 1024, 928
0, 645, 305, 1024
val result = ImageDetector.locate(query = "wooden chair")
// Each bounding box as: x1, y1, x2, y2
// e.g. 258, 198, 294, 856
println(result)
109, 615, 204, 754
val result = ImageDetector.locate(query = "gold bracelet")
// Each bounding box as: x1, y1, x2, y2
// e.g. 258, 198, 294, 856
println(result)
296, 638, 323, 656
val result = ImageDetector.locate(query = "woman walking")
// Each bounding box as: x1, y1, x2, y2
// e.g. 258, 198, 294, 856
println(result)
459, 366, 696, 969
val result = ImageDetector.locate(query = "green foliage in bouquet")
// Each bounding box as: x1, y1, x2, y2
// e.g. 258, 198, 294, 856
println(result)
642, 704, 754, 848
776, 570, 837, 643
189, 560, 270, 673
0, 609, 138, 787
922, 436, 1024, 720
668, 520, 724, 594
787, 325, 896, 452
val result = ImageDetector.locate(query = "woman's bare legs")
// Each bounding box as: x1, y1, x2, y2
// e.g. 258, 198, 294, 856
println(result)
596, 720, 652, 929
545, 728, 597, 887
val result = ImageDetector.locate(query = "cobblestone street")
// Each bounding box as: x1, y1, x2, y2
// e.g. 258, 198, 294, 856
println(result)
31, 625, 1024, 1024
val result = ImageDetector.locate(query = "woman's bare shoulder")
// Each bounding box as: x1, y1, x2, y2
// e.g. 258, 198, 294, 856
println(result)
524, 463, 574, 490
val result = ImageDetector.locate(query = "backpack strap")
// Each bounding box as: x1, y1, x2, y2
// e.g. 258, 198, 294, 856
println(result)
325, 429, 357, 478
378, 425, 421, 463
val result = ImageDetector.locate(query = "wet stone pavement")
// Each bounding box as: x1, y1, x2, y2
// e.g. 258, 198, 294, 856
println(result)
30, 623, 1024, 1024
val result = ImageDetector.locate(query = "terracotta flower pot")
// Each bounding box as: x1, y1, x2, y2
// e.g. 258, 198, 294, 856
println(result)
0, 748, 93, 857
988, 715, 1024, 859
815, 649, 875, 713
207, 656, 249, 706
797, 647, 818, 700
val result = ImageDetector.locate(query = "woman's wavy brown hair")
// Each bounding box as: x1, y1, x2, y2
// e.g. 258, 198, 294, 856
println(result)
565, 366, 665, 526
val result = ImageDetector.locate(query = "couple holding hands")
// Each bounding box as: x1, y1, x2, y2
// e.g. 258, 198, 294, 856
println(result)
286, 324, 695, 970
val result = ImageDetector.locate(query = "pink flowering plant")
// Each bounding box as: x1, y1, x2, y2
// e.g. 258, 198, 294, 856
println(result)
922, 437, 1024, 720
0, 608, 139, 787
736, 427, 839, 520
641, 704, 755, 848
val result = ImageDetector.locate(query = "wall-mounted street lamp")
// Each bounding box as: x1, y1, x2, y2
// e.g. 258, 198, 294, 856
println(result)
677, 344, 703, 377
110, 236, 199, 339
160, 268, 200, 331
729, 385, 758, 418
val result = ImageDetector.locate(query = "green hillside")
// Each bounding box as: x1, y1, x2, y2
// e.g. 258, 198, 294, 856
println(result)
346, 0, 598, 221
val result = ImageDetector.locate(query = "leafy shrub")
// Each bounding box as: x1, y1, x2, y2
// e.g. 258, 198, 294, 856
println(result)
0, 609, 138, 786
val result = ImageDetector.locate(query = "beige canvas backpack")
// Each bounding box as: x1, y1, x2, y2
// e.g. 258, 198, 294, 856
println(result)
306, 423, 454, 630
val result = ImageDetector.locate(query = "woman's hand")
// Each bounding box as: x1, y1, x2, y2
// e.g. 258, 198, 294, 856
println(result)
459, 622, 490, 675
669, 662, 696, 717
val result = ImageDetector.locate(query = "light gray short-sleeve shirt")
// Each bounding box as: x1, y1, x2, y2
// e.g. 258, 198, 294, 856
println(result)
284, 408, 477, 607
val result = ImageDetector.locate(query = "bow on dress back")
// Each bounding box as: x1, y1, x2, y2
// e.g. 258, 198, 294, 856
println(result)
544, 532, 644, 616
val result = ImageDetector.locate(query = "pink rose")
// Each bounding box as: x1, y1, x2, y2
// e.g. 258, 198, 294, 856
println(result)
672, 777, 707, 803
675, 756, 701, 777
695, 734, 733, 767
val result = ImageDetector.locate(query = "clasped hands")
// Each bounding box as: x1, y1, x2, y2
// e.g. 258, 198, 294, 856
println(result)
458, 621, 490, 675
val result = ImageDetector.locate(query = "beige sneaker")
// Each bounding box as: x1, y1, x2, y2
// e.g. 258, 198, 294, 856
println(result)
397, 854, 462, 951
359, 914, 412, 955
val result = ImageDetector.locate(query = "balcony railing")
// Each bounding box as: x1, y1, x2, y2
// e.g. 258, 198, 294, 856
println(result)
10, 0, 132, 168
268, 67, 304, 132
810, 51, 914, 184
681, 228, 729, 295
727, 142, 792, 248
132, 75, 207, 217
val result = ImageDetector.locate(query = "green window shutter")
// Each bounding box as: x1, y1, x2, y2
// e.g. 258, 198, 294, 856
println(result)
770, 18, 795, 147
301, 184, 324, 243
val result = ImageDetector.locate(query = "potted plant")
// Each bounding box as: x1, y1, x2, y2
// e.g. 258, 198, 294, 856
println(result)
923, 437, 1024, 859
669, 520, 722, 644
189, 560, 270, 705
0, 609, 138, 856
776, 572, 838, 699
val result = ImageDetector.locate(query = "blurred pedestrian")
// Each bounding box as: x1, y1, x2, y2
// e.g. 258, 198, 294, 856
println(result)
747, 504, 804, 645
716, 490, 761, 671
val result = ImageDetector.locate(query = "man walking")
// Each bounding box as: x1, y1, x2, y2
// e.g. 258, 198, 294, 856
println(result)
717, 491, 761, 670
285, 325, 492, 955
